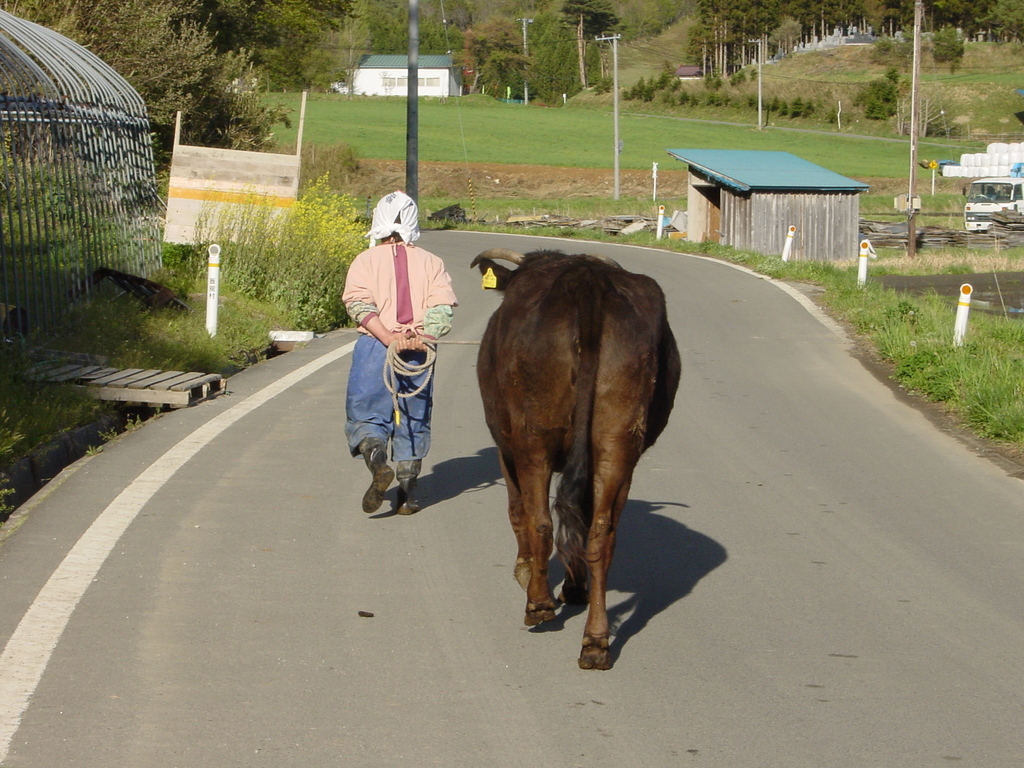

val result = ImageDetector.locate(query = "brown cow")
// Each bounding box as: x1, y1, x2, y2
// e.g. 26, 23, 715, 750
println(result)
472, 248, 681, 669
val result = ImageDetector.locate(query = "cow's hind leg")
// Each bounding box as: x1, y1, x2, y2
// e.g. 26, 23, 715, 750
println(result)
578, 465, 633, 670
519, 459, 558, 625
499, 452, 533, 591
501, 453, 557, 623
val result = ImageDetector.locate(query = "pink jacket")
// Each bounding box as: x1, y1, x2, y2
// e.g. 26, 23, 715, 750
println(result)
343, 243, 457, 335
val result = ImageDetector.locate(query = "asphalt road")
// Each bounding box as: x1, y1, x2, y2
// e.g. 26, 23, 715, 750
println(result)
1, 230, 1023, 767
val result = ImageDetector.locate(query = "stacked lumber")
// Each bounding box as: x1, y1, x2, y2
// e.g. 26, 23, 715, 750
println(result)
859, 220, 1007, 249
989, 211, 1024, 246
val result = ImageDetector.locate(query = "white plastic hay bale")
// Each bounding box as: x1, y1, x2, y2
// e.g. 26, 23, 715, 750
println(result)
989, 142, 1009, 154
961, 153, 974, 166
942, 165, 958, 177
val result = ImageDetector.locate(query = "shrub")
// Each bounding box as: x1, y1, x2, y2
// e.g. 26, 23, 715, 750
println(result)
871, 37, 913, 66
857, 68, 902, 120
301, 143, 361, 193
196, 177, 366, 332
932, 27, 965, 72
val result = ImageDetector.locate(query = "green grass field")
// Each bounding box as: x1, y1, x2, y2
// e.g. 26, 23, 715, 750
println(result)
269, 93, 972, 180
265, 36, 1024, 184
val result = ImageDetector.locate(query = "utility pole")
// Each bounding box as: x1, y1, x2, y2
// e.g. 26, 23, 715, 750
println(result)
596, 34, 621, 200
406, 0, 419, 202
748, 38, 763, 130
907, 0, 923, 258
517, 17, 533, 105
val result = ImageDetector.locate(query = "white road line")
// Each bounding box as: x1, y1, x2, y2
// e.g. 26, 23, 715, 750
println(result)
0, 340, 356, 762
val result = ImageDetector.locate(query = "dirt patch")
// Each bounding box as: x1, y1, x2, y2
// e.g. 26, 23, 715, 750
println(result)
348, 159, 691, 201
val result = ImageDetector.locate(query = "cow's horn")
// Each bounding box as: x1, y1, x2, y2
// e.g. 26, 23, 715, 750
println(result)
476, 248, 525, 265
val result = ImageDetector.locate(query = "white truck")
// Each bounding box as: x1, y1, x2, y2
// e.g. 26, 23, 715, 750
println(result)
963, 176, 1024, 231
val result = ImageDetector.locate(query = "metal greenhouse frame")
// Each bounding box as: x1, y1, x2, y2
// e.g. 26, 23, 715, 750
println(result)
0, 9, 162, 340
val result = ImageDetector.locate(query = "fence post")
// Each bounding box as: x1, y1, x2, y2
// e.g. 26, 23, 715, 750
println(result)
781, 225, 796, 261
206, 244, 221, 337
954, 283, 972, 347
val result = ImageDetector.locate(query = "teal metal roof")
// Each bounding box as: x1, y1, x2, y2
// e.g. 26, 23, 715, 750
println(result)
358, 54, 455, 68
666, 149, 868, 193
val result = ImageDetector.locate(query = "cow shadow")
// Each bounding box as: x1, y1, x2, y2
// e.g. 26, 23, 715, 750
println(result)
367, 447, 503, 518
533, 499, 728, 664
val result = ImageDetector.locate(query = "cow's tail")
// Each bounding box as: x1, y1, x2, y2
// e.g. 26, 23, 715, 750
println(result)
554, 273, 605, 591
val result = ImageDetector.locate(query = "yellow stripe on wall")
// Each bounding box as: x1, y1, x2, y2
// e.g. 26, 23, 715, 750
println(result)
168, 187, 296, 208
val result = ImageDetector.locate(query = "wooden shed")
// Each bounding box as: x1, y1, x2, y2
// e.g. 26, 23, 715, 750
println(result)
667, 149, 869, 261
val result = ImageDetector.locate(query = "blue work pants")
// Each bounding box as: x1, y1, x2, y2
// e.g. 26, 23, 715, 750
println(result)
345, 334, 433, 461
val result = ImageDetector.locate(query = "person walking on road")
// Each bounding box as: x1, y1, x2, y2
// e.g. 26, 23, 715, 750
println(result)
342, 191, 458, 515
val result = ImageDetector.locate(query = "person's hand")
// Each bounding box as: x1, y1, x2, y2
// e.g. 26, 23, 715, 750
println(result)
390, 330, 427, 352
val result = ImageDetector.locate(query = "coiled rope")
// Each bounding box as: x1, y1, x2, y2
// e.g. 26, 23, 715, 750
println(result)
384, 341, 437, 425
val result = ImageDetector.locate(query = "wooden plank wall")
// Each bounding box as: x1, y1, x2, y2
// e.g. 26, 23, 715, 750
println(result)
723, 191, 862, 261
163, 144, 300, 244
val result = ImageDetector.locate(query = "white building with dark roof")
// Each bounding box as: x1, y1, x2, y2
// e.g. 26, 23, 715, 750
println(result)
352, 55, 461, 98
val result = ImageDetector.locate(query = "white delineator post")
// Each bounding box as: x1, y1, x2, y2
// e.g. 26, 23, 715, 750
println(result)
206, 244, 221, 337
781, 225, 796, 261
858, 240, 871, 286
656, 204, 666, 239
954, 283, 972, 347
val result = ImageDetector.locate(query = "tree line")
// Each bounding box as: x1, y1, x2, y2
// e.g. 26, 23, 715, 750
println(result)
690, 0, 1024, 75
6, 0, 1024, 161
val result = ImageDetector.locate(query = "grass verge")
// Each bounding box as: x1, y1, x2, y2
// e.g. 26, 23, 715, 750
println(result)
0, 285, 286, 474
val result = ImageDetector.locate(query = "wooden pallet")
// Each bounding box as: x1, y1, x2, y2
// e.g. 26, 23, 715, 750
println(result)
30, 363, 223, 408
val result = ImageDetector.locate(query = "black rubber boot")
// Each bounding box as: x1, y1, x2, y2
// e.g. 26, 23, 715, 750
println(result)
359, 438, 394, 514
395, 459, 422, 515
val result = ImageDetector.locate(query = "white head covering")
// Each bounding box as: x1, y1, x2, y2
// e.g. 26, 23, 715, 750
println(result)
367, 190, 420, 243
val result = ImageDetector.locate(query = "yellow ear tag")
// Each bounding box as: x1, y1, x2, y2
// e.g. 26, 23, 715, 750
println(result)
482, 267, 498, 290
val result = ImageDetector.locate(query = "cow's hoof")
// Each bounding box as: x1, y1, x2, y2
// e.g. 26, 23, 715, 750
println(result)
514, 559, 531, 591
559, 584, 588, 605
524, 600, 557, 626
578, 636, 611, 670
